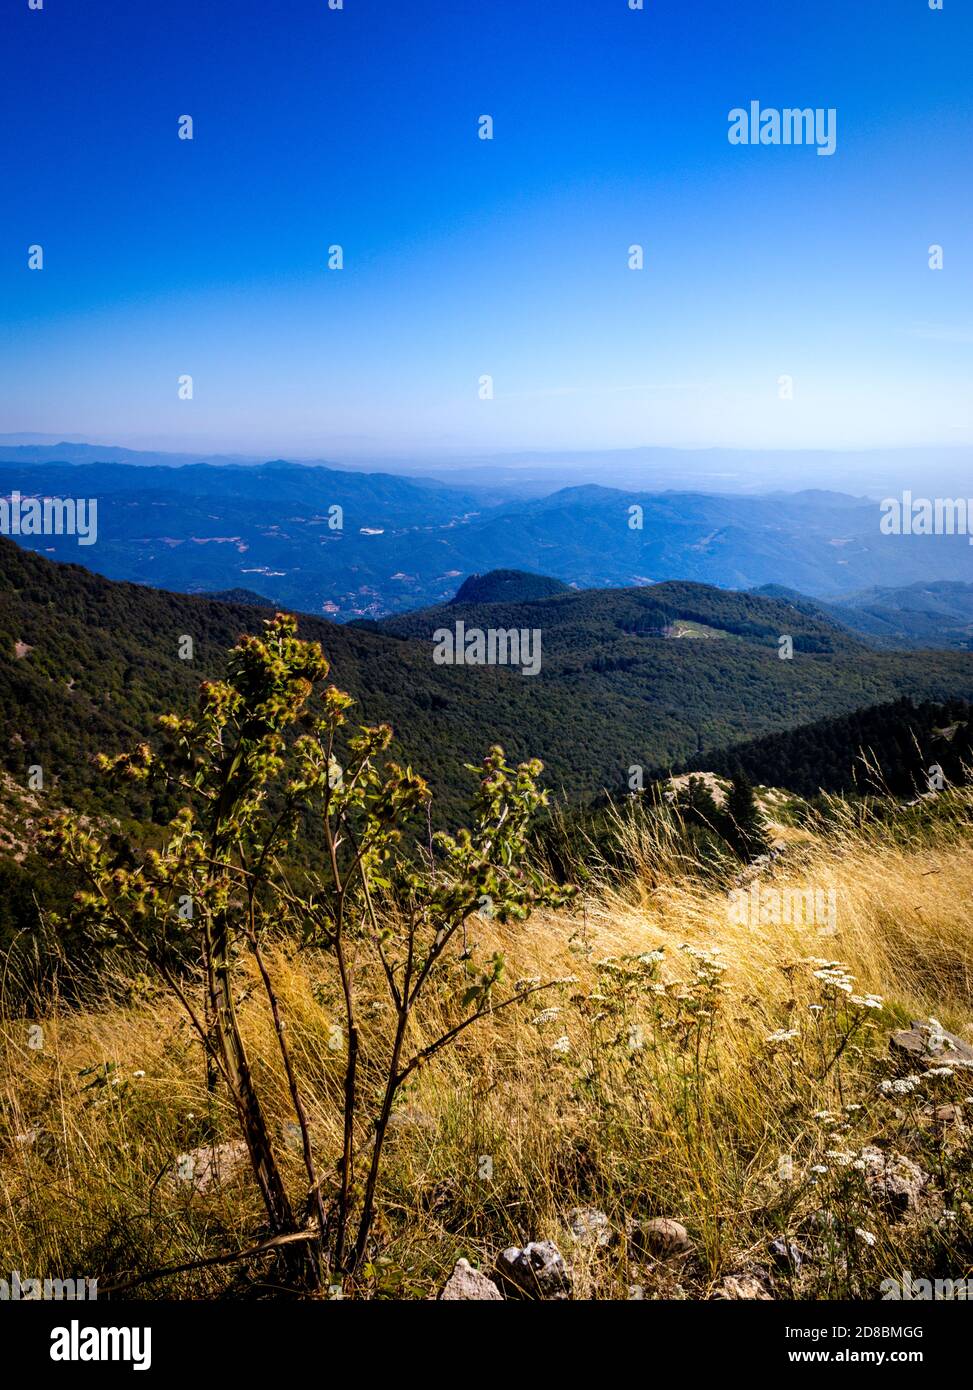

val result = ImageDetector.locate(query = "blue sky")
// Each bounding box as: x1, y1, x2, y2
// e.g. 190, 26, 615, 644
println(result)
2, 0, 971, 459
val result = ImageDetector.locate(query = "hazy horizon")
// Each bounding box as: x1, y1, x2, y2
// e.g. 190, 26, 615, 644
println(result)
2, 432, 972, 501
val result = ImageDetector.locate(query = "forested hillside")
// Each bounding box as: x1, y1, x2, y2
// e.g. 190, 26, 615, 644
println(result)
4, 544, 973, 821
449, 569, 571, 605
681, 696, 973, 798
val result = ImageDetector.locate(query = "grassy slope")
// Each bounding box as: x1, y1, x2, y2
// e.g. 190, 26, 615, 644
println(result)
3, 791, 972, 1298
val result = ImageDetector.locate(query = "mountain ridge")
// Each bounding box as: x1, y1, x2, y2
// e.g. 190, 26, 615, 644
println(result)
4, 540, 972, 820
4, 461, 972, 619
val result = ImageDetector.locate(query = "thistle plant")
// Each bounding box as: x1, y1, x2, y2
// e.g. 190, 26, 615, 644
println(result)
41, 613, 573, 1289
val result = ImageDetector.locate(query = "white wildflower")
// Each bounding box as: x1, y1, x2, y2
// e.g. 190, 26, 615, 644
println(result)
879, 1075, 921, 1096
530, 1008, 560, 1027
812, 965, 854, 993
850, 994, 883, 1009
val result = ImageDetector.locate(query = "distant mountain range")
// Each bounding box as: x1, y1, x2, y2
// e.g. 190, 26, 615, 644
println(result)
754, 581, 973, 650
0, 441, 268, 470
4, 437, 971, 499
2, 458, 971, 618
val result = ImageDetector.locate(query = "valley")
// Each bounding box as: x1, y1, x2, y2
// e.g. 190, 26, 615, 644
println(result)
5, 460, 973, 621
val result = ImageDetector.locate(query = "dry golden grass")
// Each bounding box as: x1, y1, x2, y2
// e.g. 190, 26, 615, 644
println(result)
3, 792, 973, 1299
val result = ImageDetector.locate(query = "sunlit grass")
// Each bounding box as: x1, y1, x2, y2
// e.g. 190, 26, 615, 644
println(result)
3, 787, 973, 1298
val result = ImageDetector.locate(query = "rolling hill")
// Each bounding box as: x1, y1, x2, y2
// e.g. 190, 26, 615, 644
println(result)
449, 569, 571, 605
3, 545, 973, 825
329, 570, 973, 798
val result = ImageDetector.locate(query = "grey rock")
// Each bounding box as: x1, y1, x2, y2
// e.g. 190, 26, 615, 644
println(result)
172, 1140, 249, 1194
891, 1020, 973, 1069
768, 1238, 804, 1273
931, 1103, 965, 1128
439, 1258, 503, 1301
567, 1207, 614, 1249
860, 1145, 929, 1217
496, 1241, 572, 1300
716, 1273, 772, 1300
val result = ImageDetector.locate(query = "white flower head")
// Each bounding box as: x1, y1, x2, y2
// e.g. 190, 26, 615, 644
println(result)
850, 994, 883, 1009
825, 1150, 855, 1166
637, 949, 665, 965
530, 1008, 561, 1028
766, 1028, 800, 1044
880, 1075, 921, 1096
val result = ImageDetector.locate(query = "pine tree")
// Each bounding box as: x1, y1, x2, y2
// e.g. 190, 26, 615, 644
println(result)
724, 771, 769, 861
676, 775, 722, 828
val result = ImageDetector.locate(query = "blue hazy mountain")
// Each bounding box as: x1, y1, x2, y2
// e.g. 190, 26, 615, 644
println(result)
2, 460, 971, 619
755, 582, 973, 651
